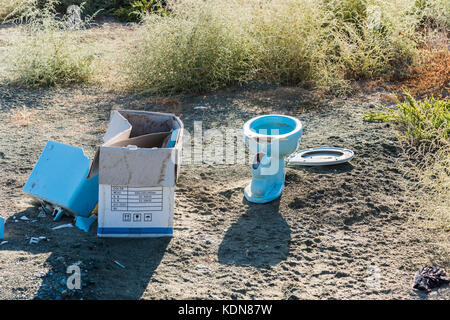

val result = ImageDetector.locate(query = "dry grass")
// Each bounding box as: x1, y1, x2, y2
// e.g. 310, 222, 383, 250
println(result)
5, 0, 95, 87
365, 93, 449, 266
418, 149, 450, 232
2, 0, 449, 94
10, 106, 36, 126
387, 32, 450, 99
0, 0, 25, 21
405, 145, 450, 266
123, 0, 444, 95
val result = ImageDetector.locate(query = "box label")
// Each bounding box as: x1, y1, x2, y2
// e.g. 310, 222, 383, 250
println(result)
111, 186, 163, 212
98, 184, 174, 237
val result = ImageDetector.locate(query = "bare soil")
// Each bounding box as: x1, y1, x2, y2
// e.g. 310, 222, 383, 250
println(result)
0, 82, 448, 300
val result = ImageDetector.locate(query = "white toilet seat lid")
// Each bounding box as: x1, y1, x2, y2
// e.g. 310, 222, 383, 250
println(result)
287, 147, 354, 166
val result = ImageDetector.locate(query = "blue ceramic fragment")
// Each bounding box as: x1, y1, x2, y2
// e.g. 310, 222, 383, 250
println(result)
23, 141, 99, 217
75, 215, 96, 233
0, 217, 4, 240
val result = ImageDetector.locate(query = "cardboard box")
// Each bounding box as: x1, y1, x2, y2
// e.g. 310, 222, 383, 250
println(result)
88, 110, 183, 238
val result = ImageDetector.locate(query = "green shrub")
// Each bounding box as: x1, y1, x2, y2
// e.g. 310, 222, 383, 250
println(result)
364, 93, 450, 145
131, 0, 168, 16
113, 6, 140, 22
6, 0, 94, 87
113, 1, 169, 22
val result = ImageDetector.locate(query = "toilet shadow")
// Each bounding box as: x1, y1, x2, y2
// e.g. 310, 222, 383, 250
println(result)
218, 198, 291, 268
2, 206, 169, 300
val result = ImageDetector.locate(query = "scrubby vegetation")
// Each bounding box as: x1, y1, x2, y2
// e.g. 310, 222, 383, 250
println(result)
5, 0, 94, 87
113, 0, 169, 22
0, 0, 26, 21
124, 0, 449, 94
365, 93, 449, 254
2, 0, 448, 93
364, 93, 449, 146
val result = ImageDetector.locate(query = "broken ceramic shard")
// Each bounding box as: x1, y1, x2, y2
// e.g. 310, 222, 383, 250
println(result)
23, 141, 99, 218
74, 215, 97, 232
52, 207, 65, 222
0, 217, 4, 240
114, 260, 126, 269
52, 223, 74, 230
167, 129, 180, 148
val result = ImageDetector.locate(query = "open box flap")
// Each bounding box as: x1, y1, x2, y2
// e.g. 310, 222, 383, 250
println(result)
107, 131, 170, 148
103, 111, 132, 143
88, 110, 183, 183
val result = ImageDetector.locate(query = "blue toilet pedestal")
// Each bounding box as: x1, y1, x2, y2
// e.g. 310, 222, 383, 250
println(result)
243, 115, 302, 204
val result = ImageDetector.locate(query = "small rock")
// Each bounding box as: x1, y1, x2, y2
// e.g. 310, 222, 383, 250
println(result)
195, 265, 211, 272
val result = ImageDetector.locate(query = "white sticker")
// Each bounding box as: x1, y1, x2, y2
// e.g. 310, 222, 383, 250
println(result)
111, 186, 163, 212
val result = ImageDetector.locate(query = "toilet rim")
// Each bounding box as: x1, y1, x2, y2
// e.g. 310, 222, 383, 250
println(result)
244, 114, 303, 141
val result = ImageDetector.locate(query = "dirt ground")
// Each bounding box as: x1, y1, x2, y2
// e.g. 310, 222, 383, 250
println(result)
0, 23, 449, 300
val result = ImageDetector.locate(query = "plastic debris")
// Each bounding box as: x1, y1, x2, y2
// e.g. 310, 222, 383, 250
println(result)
0, 217, 4, 240
52, 224, 74, 230
23, 140, 99, 219
413, 266, 450, 292
114, 260, 126, 269
42, 204, 53, 214
1, 241, 8, 245
29, 236, 48, 244
20, 216, 29, 221
53, 207, 65, 222
194, 106, 208, 110
74, 215, 97, 233
167, 129, 180, 148
195, 265, 211, 272
37, 211, 46, 218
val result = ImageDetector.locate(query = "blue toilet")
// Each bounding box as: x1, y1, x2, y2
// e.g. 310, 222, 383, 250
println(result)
243, 115, 303, 203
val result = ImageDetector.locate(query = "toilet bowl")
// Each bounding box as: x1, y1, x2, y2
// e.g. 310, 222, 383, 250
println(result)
243, 115, 302, 203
